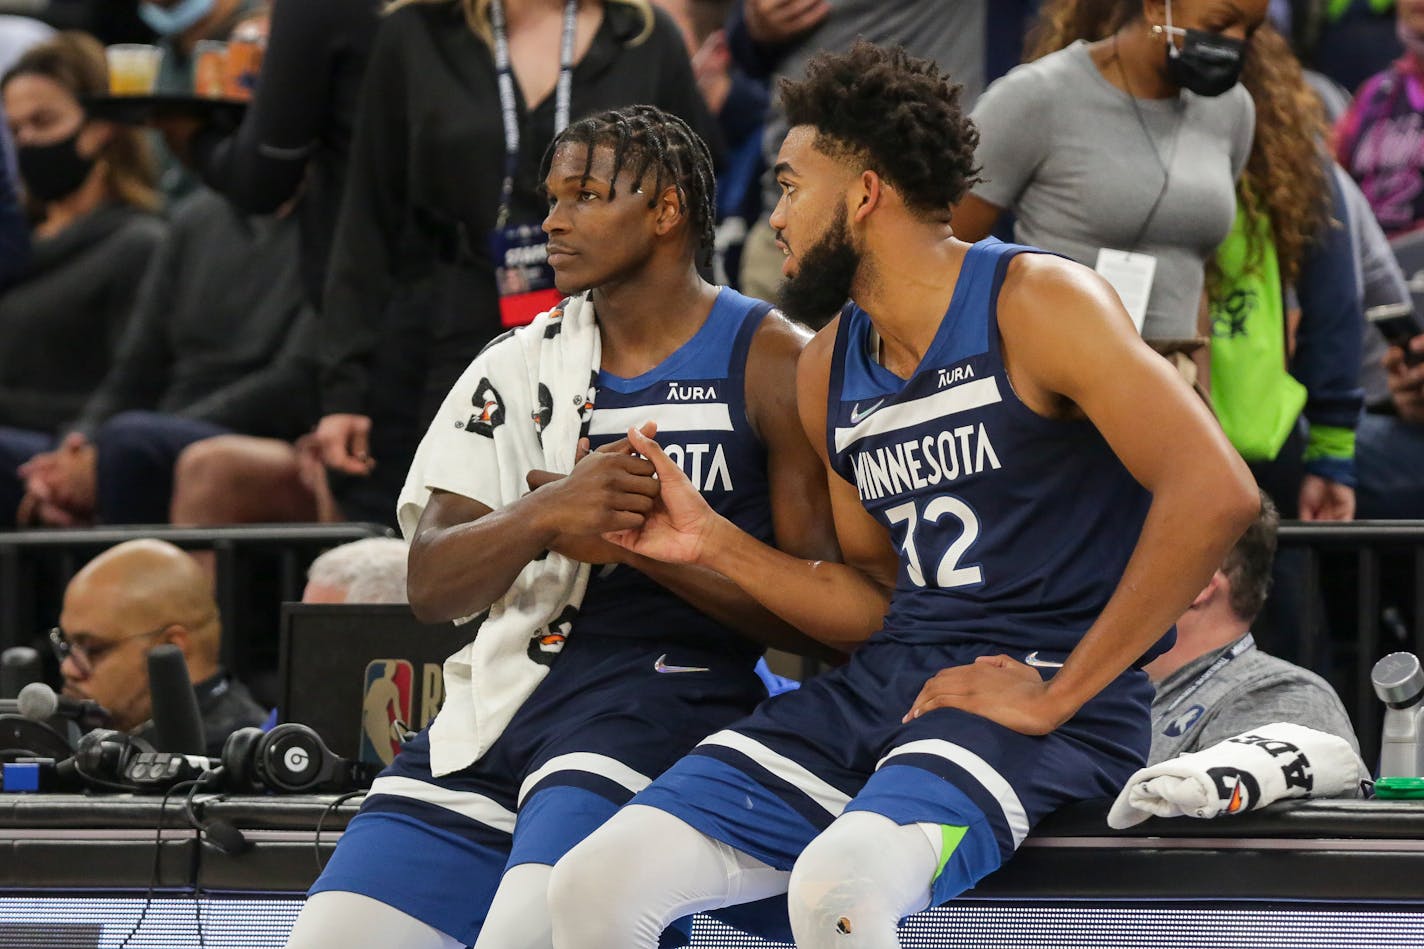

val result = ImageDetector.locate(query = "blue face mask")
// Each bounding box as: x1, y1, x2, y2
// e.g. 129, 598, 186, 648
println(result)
139, 0, 217, 37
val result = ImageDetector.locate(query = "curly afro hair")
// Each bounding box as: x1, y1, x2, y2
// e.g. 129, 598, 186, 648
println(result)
779, 41, 982, 218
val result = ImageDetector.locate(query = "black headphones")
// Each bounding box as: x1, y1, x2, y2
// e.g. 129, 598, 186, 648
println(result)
65, 728, 155, 791
219, 723, 375, 794
185, 724, 375, 857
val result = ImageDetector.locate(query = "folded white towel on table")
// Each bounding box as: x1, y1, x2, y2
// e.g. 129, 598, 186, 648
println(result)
1108, 722, 1368, 829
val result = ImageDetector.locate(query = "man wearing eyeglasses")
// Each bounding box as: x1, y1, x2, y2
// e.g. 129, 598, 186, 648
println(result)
51, 538, 267, 755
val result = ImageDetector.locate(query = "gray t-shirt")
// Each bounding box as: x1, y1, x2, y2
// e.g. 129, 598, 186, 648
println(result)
969, 41, 1254, 340
1149, 634, 1359, 765
758, 0, 986, 214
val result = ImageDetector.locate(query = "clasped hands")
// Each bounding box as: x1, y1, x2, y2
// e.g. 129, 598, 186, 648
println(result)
15, 432, 97, 527
524, 422, 665, 565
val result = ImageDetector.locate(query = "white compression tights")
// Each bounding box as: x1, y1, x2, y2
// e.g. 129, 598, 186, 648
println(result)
549, 806, 941, 949
282, 891, 464, 949
473, 862, 556, 949
786, 811, 941, 949
549, 804, 791, 949
283, 864, 557, 949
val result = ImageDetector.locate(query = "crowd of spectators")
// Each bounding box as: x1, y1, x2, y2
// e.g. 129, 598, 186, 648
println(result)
4, 0, 1424, 764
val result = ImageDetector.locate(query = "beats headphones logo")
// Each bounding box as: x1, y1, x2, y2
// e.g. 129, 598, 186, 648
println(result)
284, 746, 312, 774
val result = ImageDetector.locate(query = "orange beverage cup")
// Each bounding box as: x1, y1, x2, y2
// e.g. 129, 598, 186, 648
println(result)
194, 41, 228, 98
223, 26, 264, 101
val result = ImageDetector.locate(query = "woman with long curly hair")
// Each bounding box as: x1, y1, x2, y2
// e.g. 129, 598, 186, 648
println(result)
952, 0, 1264, 347
1209, 23, 1363, 522
0, 32, 166, 527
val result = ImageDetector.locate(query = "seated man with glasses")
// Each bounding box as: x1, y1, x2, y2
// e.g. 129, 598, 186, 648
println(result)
50, 538, 267, 755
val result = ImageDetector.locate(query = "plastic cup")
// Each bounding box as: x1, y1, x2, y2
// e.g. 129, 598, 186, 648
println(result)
106, 44, 163, 96
193, 41, 228, 98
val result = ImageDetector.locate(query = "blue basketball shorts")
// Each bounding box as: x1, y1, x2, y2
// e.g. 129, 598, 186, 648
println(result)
632, 635, 1153, 908
310, 634, 766, 946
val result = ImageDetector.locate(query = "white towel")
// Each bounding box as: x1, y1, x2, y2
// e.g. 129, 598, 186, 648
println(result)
396, 293, 601, 777
1107, 722, 1368, 829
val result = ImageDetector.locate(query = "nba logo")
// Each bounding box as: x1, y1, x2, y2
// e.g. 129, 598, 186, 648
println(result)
361, 659, 414, 766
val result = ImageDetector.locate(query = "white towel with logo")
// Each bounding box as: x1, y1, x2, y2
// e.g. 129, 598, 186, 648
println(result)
397, 293, 600, 777
1107, 722, 1368, 829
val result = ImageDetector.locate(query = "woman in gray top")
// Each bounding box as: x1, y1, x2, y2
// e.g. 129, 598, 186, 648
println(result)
952, 0, 1263, 344
0, 33, 166, 523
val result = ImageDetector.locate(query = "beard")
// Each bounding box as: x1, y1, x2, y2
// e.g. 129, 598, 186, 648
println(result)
777, 211, 860, 328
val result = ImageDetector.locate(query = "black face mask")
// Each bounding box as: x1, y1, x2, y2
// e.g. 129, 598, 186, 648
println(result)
16, 128, 96, 204
1164, 28, 1246, 97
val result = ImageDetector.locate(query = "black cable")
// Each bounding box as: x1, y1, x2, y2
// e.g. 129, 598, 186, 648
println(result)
118, 778, 202, 949
312, 790, 365, 874
183, 778, 212, 949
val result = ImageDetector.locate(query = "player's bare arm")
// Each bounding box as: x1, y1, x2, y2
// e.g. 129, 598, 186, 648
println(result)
906, 254, 1260, 732
406, 449, 659, 623
614, 317, 899, 652
534, 315, 847, 661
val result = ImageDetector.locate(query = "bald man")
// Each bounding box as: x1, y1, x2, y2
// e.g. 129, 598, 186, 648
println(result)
53, 539, 267, 755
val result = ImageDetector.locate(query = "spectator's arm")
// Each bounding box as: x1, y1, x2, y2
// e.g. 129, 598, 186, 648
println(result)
1384, 337, 1424, 423
179, 306, 322, 440
1187, 676, 1360, 757
70, 225, 181, 438
953, 65, 1053, 238
649, 7, 726, 168
725, 0, 824, 80
190, 0, 358, 213
320, 14, 410, 417
1294, 165, 1366, 488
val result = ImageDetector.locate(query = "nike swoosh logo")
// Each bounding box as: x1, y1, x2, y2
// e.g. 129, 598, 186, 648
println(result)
1023, 651, 1064, 669
849, 399, 885, 424
654, 653, 710, 674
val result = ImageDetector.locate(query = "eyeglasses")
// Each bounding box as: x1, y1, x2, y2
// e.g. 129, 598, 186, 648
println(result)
48, 624, 167, 677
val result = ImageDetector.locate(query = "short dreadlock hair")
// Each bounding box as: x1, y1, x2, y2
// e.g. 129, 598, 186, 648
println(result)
542, 104, 717, 266
779, 41, 982, 218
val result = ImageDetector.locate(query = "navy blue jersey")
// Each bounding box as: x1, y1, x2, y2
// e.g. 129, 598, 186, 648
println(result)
576, 287, 772, 659
827, 239, 1167, 659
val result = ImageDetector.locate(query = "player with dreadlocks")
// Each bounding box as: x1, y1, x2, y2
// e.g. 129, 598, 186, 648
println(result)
282, 104, 837, 949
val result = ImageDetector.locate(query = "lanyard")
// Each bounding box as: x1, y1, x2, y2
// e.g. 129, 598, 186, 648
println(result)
491, 0, 579, 227
1112, 33, 1184, 251
1162, 633, 1254, 714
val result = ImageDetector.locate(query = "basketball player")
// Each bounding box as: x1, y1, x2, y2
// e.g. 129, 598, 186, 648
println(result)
283, 106, 837, 949
548, 44, 1260, 948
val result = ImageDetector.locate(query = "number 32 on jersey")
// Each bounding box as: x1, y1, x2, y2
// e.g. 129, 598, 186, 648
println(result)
885, 496, 982, 589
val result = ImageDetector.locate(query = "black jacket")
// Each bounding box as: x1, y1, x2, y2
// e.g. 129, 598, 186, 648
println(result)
320, 1, 721, 416
69, 189, 319, 442
0, 203, 167, 432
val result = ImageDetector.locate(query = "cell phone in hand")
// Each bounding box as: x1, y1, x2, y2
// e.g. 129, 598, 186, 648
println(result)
1367, 303, 1424, 367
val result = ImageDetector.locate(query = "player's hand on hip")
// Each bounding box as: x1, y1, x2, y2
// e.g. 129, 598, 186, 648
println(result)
602, 424, 717, 564
903, 655, 1067, 735
315, 413, 375, 475
1298, 474, 1355, 522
